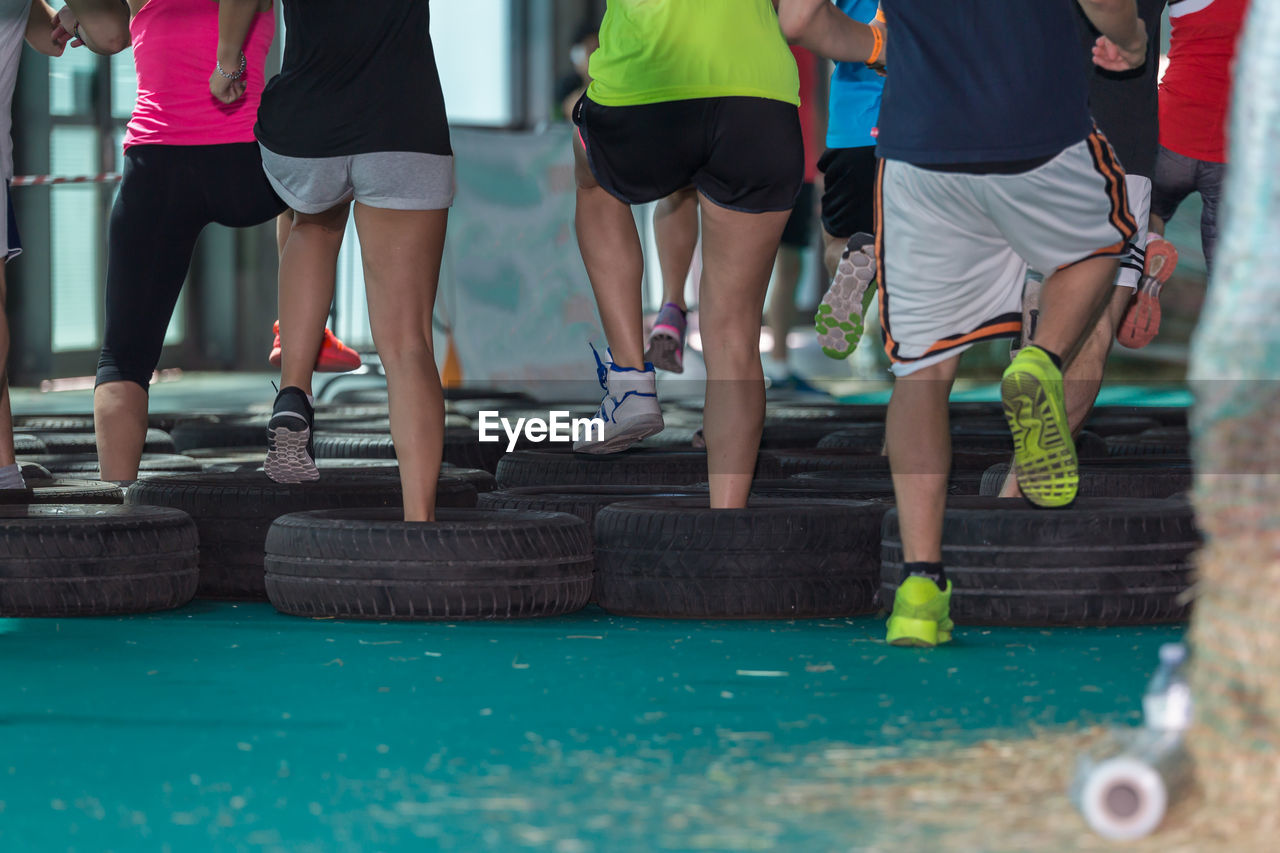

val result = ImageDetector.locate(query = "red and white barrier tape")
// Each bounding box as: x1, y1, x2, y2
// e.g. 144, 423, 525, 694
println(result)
10, 172, 122, 187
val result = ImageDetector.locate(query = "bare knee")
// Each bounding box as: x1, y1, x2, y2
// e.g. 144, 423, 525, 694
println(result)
292, 204, 350, 240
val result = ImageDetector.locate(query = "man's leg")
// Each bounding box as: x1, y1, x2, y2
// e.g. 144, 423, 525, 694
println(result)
0, 261, 18, 486
766, 243, 804, 369
885, 355, 960, 647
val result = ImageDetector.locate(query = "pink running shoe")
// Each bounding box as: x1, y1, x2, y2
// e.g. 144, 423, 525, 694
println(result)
645, 302, 687, 373
1118, 237, 1179, 349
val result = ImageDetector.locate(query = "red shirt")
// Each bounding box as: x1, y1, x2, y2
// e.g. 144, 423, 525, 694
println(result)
1159, 0, 1248, 164
792, 46, 820, 183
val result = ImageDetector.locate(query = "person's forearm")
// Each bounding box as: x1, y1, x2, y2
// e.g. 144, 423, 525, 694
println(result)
65, 0, 131, 54
1077, 0, 1145, 53
777, 0, 879, 64
215, 0, 260, 71
25, 1, 62, 55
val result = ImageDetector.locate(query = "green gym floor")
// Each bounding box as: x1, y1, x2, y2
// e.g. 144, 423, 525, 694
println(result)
2, 604, 1182, 852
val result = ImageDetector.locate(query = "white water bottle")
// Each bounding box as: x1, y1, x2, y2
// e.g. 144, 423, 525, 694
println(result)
1142, 643, 1192, 733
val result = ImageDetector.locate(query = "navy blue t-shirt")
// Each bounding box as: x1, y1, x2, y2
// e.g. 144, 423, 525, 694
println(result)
876, 0, 1094, 165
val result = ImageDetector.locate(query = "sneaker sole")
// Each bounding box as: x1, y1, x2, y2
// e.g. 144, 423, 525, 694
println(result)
265, 425, 320, 483
1001, 368, 1077, 507
1117, 240, 1178, 350
573, 414, 666, 455
886, 615, 940, 647
645, 333, 684, 374
816, 251, 877, 360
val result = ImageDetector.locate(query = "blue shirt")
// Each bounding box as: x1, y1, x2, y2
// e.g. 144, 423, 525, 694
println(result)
876, 0, 1093, 165
826, 0, 884, 149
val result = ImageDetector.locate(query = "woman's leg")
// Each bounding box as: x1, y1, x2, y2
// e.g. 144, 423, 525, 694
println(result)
573, 131, 646, 369
351, 203, 448, 522
95, 150, 203, 482
277, 203, 350, 395
697, 195, 790, 507
652, 187, 697, 311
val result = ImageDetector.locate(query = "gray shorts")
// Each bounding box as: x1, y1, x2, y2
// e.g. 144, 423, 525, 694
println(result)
259, 146, 455, 214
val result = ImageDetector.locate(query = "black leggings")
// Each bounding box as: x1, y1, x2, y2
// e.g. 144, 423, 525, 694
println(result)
96, 143, 286, 389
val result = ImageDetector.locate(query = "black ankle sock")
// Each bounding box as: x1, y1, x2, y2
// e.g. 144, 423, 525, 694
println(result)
905, 561, 947, 592
1029, 345, 1063, 371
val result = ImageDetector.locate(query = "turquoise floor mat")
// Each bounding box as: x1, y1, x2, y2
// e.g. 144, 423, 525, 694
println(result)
0, 604, 1182, 852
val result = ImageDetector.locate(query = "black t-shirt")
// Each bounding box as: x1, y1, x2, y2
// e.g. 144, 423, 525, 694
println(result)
876, 0, 1093, 165
1076, 0, 1165, 179
256, 0, 451, 159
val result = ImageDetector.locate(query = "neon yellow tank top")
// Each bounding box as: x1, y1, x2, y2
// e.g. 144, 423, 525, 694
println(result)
586, 0, 800, 107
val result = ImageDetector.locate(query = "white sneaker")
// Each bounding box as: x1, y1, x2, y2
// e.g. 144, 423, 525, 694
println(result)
574, 348, 665, 454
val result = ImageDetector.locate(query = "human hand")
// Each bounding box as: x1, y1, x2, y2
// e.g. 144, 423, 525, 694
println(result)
52, 6, 81, 48
209, 68, 246, 105
1092, 32, 1147, 72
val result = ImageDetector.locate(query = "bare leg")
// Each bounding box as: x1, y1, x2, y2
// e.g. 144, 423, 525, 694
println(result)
766, 244, 803, 366
698, 195, 790, 508
887, 357, 959, 562
653, 187, 698, 310
278, 203, 350, 395
998, 257, 1121, 498
573, 133, 646, 369
94, 381, 149, 481
275, 209, 293, 255
822, 229, 846, 279
352, 203, 448, 523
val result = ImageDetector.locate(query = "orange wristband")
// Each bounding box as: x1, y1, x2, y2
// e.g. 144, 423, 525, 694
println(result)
865, 26, 884, 66
875, 7, 886, 23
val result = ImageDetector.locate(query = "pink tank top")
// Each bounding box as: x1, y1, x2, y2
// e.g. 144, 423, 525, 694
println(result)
124, 0, 275, 150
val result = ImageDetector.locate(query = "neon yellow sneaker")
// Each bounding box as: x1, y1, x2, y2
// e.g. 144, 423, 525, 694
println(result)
886, 576, 953, 647
1001, 347, 1078, 507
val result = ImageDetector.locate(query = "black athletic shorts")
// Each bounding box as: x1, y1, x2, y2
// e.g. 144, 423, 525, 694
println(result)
817, 145, 878, 238
780, 182, 815, 248
574, 95, 804, 213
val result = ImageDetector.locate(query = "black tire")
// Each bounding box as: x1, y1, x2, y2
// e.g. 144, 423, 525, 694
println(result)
594, 497, 887, 618
496, 448, 781, 488
14, 433, 46, 454
1092, 405, 1187, 428
171, 416, 270, 451
742, 475, 895, 500
264, 508, 592, 620
20, 453, 202, 476
14, 415, 96, 431
880, 496, 1198, 626
1081, 415, 1162, 437
479, 485, 704, 525
22, 428, 173, 455
21, 462, 52, 480
816, 424, 885, 453
978, 459, 1194, 499
1076, 430, 1109, 459
316, 414, 472, 432
315, 428, 504, 472
0, 505, 198, 616
787, 470, 984, 499
1106, 428, 1191, 457
126, 471, 478, 600
763, 448, 1008, 477
0, 478, 124, 505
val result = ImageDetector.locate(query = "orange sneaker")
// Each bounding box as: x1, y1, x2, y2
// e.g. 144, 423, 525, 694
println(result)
269, 320, 363, 373
1117, 237, 1179, 350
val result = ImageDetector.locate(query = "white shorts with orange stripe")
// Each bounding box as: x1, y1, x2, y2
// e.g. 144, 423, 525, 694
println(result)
876, 133, 1135, 376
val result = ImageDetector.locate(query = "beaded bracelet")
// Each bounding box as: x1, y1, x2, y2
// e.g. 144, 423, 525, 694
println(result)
216, 52, 247, 82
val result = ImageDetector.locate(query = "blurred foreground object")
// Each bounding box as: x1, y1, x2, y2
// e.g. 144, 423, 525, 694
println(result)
1187, 0, 1280, 834
1072, 643, 1193, 840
